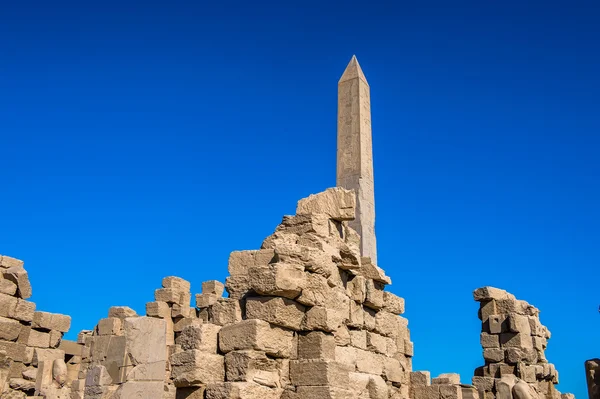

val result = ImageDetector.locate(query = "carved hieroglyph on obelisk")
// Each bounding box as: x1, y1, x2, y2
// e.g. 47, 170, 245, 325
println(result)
337, 55, 377, 264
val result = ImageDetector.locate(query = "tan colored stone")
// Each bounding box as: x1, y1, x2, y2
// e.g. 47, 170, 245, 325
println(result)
123, 317, 167, 365
290, 359, 349, 387
219, 319, 294, 358
210, 298, 243, 326
246, 297, 305, 331
173, 317, 202, 333
432, 373, 460, 385
366, 331, 388, 355
176, 323, 221, 353
162, 276, 191, 293
296, 187, 356, 221
108, 306, 137, 319
225, 275, 251, 300
489, 314, 508, 334
0, 256, 24, 269
0, 277, 17, 296
383, 291, 405, 314
171, 350, 224, 386
146, 301, 171, 318
0, 317, 21, 341
249, 264, 305, 299
473, 287, 515, 302
411, 371, 431, 386
500, 332, 533, 349
3, 267, 32, 299
196, 293, 219, 308
172, 303, 194, 318
304, 305, 346, 333
11, 299, 35, 322
355, 348, 383, 375
298, 331, 336, 360
349, 329, 367, 350
114, 381, 164, 397
346, 275, 366, 303
360, 257, 391, 285
206, 382, 282, 399
333, 325, 351, 346
480, 332, 500, 348
224, 350, 280, 387
202, 280, 225, 296
483, 348, 504, 363
96, 318, 122, 336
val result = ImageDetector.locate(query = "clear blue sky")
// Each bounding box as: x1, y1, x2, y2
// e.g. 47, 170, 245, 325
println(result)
1, 1, 598, 396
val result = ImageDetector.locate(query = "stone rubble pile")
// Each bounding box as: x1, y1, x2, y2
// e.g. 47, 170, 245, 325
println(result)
472, 287, 572, 399
0, 187, 578, 399
0, 255, 73, 398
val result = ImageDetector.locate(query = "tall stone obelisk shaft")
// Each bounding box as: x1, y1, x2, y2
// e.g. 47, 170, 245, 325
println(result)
337, 55, 377, 265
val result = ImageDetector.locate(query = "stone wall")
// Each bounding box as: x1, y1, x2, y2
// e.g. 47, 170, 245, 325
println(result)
0, 187, 580, 399
472, 287, 573, 399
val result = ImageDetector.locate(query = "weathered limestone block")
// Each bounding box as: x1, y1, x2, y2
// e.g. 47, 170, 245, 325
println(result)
162, 276, 191, 294
3, 267, 32, 299
196, 293, 220, 308
228, 249, 275, 276
170, 350, 225, 387
225, 276, 251, 300
0, 317, 21, 341
172, 303, 194, 318
0, 256, 24, 269
123, 317, 166, 365
145, 301, 171, 318
296, 272, 330, 307
176, 323, 220, 353
334, 325, 351, 346
383, 357, 404, 383
290, 359, 349, 387
360, 257, 391, 285
96, 318, 122, 336
173, 317, 202, 333
383, 291, 405, 315
24, 329, 51, 348
483, 348, 504, 363
346, 275, 366, 303
107, 306, 137, 319
246, 297, 306, 331
499, 333, 533, 349
432, 373, 460, 385
374, 311, 408, 338
12, 299, 35, 322
298, 331, 336, 360
32, 311, 71, 333
219, 319, 294, 358
304, 305, 346, 332
480, 332, 500, 348
472, 376, 494, 392
202, 280, 225, 296
206, 382, 283, 399
210, 298, 243, 326
0, 277, 17, 296
489, 314, 508, 334
364, 279, 384, 310
85, 364, 113, 386
274, 214, 331, 238
225, 350, 280, 387
413, 385, 442, 399
248, 264, 305, 299
296, 187, 356, 221
32, 348, 64, 368
156, 288, 188, 305
411, 371, 431, 386
368, 374, 389, 399
349, 330, 367, 350
586, 359, 600, 399
334, 345, 357, 370
355, 348, 383, 375
473, 287, 516, 302
113, 381, 164, 398
348, 301, 364, 328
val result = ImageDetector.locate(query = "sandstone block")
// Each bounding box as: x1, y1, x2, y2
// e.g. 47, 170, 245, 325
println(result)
205, 382, 282, 399
123, 317, 167, 365
440, 385, 463, 399
472, 376, 494, 392
304, 305, 346, 332
355, 348, 383, 375
374, 311, 407, 338
489, 314, 508, 334
346, 275, 366, 303
298, 331, 336, 360
156, 288, 186, 305
0, 277, 17, 296
333, 325, 351, 346
172, 303, 194, 318
171, 350, 225, 387
249, 264, 305, 299
290, 359, 349, 387
210, 299, 243, 326
335, 345, 357, 369
0, 316, 21, 341
162, 276, 191, 292
480, 332, 500, 348
202, 280, 225, 296
296, 272, 330, 307
366, 332, 388, 355
405, 340, 414, 357
508, 314, 532, 335
176, 323, 220, 353
411, 371, 431, 386
364, 280, 384, 310
473, 287, 515, 302
0, 256, 24, 269
225, 275, 251, 300
349, 329, 367, 350
483, 348, 504, 363
146, 301, 169, 322
219, 319, 294, 358
432, 373, 460, 385
246, 297, 305, 331
296, 187, 356, 221
32, 348, 64, 367
368, 375, 389, 399
25, 329, 50, 348
3, 267, 32, 299
114, 381, 164, 397
383, 291, 405, 314
196, 293, 219, 308
499, 333, 533, 349
294, 386, 352, 399
85, 365, 113, 386
173, 317, 202, 333
413, 385, 441, 399
360, 257, 391, 285
348, 301, 364, 328
108, 306, 137, 319
96, 318, 122, 336
224, 350, 280, 387
383, 357, 404, 383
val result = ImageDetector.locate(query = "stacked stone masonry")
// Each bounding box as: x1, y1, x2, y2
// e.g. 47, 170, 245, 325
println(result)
0, 188, 577, 399
472, 287, 573, 399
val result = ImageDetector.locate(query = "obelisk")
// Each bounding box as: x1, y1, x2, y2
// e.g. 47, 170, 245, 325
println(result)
337, 55, 377, 264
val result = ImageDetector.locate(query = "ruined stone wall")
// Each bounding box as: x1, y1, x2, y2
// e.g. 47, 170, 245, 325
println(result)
0, 188, 580, 399
472, 287, 573, 399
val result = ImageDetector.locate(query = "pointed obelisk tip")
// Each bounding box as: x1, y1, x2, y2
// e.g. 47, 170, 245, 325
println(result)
339, 55, 367, 84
